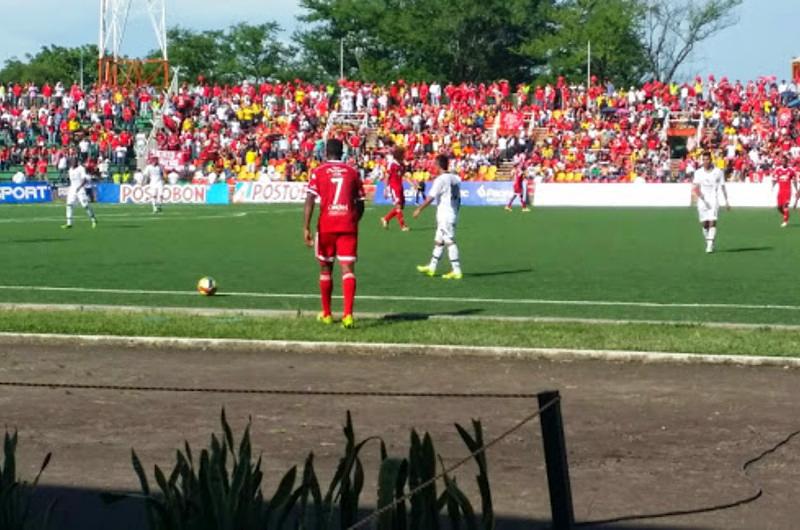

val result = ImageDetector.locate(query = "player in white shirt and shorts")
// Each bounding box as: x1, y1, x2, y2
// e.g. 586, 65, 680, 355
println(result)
144, 157, 164, 214
62, 158, 97, 229
413, 155, 463, 279
692, 151, 730, 253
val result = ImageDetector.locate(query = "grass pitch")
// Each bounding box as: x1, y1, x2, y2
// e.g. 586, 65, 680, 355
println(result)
1, 202, 799, 354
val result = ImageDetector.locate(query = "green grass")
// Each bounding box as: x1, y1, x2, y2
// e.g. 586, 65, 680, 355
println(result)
2, 309, 800, 357
1, 202, 800, 355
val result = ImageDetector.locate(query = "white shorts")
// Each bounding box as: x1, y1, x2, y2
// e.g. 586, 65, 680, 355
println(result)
67, 189, 89, 207
150, 183, 164, 201
434, 220, 457, 244
697, 201, 719, 222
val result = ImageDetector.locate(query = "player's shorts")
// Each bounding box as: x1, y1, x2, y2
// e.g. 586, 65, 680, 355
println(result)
434, 220, 457, 244
697, 201, 719, 222
389, 186, 405, 207
150, 183, 164, 201
316, 232, 358, 264
778, 193, 791, 206
66, 188, 89, 208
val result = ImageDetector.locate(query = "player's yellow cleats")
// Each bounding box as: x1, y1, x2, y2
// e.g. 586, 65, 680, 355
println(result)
317, 313, 334, 325
91, 219, 97, 228
61, 224, 72, 229
416, 265, 435, 277
521, 207, 531, 212
341, 314, 355, 329
442, 271, 463, 280
504, 206, 512, 212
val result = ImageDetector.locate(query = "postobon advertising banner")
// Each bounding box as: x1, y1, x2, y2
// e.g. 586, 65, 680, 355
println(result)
120, 184, 209, 204
0, 182, 52, 204
233, 181, 308, 203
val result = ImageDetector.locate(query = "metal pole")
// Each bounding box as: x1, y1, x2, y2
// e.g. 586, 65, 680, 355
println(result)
340, 38, 344, 80
587, 41, 591, 111
538, 390, 575, 530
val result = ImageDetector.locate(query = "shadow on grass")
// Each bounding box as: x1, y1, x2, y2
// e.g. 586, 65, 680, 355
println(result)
719, 246, 772, 253
31, 484, 712, 530
10, 238, 68, 244
466, 268, 533, 278
375, 308, 484, 325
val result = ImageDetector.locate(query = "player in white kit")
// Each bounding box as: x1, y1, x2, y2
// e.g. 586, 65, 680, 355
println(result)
413, 155, 463, 279
144, 157, 164, 214
62, 158, 97, 229
692, 151, 730, 253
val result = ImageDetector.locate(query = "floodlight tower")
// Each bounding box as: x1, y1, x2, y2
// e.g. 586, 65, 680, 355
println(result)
98, 0, 169, 87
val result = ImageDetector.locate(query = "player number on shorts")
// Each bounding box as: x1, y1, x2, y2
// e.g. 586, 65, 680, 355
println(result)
331, 177, 343, 204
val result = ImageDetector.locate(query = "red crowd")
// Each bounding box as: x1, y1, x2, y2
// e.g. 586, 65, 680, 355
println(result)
1, 74, 798, 184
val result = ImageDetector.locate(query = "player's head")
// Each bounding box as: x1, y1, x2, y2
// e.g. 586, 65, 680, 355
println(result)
701, 151, 713, 169
325, 139, 344, 160
69, 157, 79, 168
436, 154, 449, 171
393, 146, 405, 161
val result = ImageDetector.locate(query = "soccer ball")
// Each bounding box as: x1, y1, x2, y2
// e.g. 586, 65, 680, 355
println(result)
197, 276, 217, 296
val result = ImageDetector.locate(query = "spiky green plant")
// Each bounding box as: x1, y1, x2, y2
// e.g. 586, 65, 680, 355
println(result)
0, 430, 51, 530
133, 411, 495, 530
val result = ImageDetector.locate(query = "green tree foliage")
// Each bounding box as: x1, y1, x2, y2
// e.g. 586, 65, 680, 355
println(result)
520, 0, 649, 86
164, 22, 293, 83
0, 45, 98, 86
295, 0, 554, 83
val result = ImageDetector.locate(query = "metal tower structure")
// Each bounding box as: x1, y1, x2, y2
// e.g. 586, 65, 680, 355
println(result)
98, 0, 169, 87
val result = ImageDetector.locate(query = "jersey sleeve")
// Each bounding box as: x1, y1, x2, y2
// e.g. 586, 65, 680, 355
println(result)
428, 175, 443, 200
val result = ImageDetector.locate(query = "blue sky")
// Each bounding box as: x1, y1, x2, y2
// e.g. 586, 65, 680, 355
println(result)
1, 0, 797, 82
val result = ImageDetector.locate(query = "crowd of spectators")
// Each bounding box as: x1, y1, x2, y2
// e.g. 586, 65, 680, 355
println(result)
1, 74, 799, 185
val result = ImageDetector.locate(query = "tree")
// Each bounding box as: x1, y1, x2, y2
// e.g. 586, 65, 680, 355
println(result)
163, 26, 224, 82
0, 45, 98, 86
294, 0, 553, 84
162, 22, 293, 83
519, 0, 648, 86
640, 0, 742, 82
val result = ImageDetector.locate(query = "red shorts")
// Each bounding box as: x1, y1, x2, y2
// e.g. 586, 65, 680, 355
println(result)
390, 186, 405, 207
315, 232, 358, 264
778, 193, 791, 206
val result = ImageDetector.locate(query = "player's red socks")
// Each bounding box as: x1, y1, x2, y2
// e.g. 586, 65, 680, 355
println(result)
319, 273, 333, 316
783, 207, 790, 223
396, 210, 407, 228
342, 272, 356, 316
383, 210, 397, 223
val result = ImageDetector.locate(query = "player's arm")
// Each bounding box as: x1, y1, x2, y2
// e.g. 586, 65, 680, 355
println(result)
303, 192, 316, 247
691, 183, 707, 208
413, 195, 434, 218
721, 180, 731, 210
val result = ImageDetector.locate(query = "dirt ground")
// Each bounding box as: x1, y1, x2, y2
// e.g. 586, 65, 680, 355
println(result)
0, 340, 798, 530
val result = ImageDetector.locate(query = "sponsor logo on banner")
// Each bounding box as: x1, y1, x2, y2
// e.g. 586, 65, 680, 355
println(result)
0, 182, 52, 204
233, 181, 308, 203
119, 184, 208, 204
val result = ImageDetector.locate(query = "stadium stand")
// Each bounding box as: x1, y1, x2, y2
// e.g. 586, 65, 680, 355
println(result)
0, 75, 798, 186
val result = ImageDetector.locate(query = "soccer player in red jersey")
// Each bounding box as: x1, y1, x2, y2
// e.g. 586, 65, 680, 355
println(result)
772, 156, 796, 227
505, 166, 530, 212
380, 146, 410, 231
304, 139, 365, 328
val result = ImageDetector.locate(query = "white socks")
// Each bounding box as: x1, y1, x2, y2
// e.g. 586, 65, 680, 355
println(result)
447, 244, 461, 273
429, 245, 444, 270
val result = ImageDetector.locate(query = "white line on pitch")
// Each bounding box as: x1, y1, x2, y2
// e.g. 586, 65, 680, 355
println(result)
0, 284, 797, 312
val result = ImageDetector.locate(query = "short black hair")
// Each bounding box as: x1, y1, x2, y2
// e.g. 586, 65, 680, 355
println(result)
436, 154, 449, 170
326, 139, 344, 160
